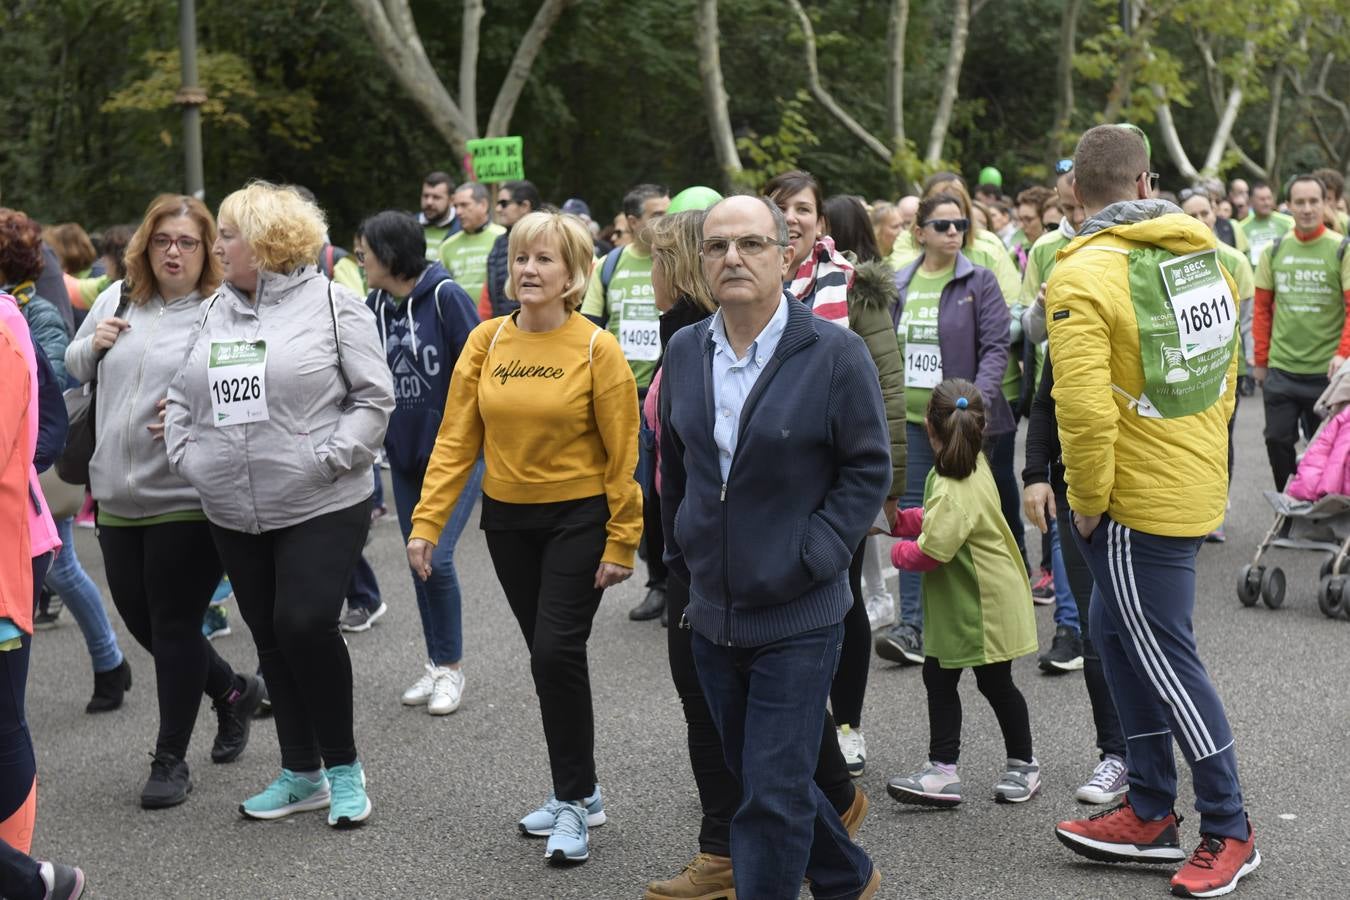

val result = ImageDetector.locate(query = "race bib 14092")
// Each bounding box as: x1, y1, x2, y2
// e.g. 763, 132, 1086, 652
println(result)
207, 340, 269, 426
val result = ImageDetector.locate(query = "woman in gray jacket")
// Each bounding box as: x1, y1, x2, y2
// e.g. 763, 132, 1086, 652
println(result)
165, 182, 394, 829
66, 194, 264, 810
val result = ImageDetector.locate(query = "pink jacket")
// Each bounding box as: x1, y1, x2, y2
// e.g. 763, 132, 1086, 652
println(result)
1286, 407, 1350, 502
0, 294, 61, 559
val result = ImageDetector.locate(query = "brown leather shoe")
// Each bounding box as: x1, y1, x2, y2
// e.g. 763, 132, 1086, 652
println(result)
857, 866, 881, 899
840, 786, 869, 840
644, 852, 735, 900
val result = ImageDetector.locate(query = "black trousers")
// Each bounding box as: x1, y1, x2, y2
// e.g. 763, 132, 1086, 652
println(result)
923, 657, 1032, 765
666, 575, 855, 857
829, 539, 870, 729
98, 521, 236, 759
484, 497, 609, 802
1263, 368, 1328, 491
210, 500, 369, 771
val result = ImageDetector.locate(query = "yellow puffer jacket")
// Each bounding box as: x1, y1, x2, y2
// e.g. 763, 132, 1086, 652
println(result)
1046, 213, 1238, 537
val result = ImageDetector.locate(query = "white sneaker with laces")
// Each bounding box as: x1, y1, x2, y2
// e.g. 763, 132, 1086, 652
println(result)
1075, 754, 1129, 804
837, 724, 866, 777
401, 663, 437, 707
865, 592, 896, 630
427, 667, 464, 716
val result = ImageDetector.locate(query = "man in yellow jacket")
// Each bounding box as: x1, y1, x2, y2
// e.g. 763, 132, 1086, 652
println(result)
1045, 125, 1260, 900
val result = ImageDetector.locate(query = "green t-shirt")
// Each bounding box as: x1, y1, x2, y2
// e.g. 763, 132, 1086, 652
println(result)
1216, 242, 1255, 375
580, 245, 657, 388
898, 264, 952, 424
439, 225, 505, 313
97, 509, 208, 527
1240, 212, 1294, 267
423, 224, 454, 262
1255, 229, 1350, 374
916, 457, 1038, 669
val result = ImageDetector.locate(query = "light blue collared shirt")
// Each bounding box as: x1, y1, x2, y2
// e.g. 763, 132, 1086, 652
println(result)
709, 294, 790, 483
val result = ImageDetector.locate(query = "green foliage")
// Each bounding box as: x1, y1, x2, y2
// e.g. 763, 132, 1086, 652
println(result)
734, 91, 820, 192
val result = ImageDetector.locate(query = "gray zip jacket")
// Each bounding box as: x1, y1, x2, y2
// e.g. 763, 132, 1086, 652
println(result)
164, 267, 394, 533
66, 281, 207, 519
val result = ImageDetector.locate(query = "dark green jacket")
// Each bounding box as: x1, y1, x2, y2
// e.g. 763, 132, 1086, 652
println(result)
848, 259, 906, 497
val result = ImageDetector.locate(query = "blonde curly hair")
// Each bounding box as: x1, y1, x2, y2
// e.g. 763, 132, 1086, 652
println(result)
217, 180, 326, 275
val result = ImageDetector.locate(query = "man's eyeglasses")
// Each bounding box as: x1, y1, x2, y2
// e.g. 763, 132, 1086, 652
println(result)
922, 218, 970, 234
1055, 158, 1074, 176
1042, 221, 1060, 232
612, 229, 628, 239
496, 199, 514, 208
1140, 171, 1160, 193
700, 235, 787, 258
151, 234, 201, 253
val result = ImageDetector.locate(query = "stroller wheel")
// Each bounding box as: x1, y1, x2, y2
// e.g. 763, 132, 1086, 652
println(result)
1237, 565, 1262, 607
1318, 575, 1346, 619
1260, 566, 1286, 609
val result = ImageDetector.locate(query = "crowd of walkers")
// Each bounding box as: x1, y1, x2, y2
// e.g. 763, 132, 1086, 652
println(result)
4, 120, 1347, 898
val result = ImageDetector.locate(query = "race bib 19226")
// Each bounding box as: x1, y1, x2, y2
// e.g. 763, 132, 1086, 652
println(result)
207, 340, 269, 426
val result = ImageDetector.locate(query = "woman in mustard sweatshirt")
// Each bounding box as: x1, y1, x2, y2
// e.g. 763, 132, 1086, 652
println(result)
408, 211, 641, 867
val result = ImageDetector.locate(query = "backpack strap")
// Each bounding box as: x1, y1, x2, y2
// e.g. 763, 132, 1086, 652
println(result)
593, 246, 624, 327
328, 281, 353, 395
432, 278, 454, 328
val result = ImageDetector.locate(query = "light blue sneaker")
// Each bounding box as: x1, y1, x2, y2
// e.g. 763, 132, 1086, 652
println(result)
326, 761, 371, 828
518, 784, 606, 836
239, 769, 330, 820
544, 802, 589, 865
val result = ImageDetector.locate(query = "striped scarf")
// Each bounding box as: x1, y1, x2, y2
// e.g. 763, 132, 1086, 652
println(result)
788, 237, 853, 325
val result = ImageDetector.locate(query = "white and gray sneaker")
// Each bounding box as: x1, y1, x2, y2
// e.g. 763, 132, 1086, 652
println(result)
836, 725, 867, 777
339, 602, 387, 633
994, 758, 1041, 803
427, 667, 464, 716
401, 663, 438, 706
887, 762, 962, 807
1075, 754, 1129, 805
864, 592, 896, 630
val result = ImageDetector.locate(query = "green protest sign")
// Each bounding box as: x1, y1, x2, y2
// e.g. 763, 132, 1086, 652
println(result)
466, 137, 525, 182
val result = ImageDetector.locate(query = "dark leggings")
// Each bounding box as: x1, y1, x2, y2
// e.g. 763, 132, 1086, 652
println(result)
210, 500, 369, 771
987, 430, 1029, 571
666, 575, 855, 858
0, 558, 41, 833
923, 657, 1032, 765
0, 836, 44, 900
98, 521, 236, 759
829, 539, 870, 729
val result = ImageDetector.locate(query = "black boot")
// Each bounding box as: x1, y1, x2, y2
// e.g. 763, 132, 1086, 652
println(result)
629, 586, 666, 621
211, 674, 264, 763
86, 658, 131, 713
140, 752, 191, 809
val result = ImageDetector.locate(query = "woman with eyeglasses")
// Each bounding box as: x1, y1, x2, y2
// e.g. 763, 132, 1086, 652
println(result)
875, 193, 1012, 667
66, 194, 265, 809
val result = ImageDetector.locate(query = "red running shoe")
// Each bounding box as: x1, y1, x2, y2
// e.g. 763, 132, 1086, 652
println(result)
1169, 821, 1260, 898
1055, 797, 1187, 863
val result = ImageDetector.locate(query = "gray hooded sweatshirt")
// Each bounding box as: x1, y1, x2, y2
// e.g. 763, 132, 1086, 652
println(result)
164, 267, 394, 533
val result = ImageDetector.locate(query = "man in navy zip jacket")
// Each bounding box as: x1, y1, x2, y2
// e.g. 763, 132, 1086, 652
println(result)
659, 196, 889, 899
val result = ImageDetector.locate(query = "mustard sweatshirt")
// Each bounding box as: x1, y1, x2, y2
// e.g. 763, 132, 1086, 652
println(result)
410, 311, 643, 567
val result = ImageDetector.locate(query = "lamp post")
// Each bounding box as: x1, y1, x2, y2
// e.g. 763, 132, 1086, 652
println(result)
177, 0, 206, 200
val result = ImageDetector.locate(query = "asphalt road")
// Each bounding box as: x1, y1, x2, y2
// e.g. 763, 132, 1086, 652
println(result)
24, 402, 1348, 899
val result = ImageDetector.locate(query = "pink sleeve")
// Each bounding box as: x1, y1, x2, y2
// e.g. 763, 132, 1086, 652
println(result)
1287, 412, 1339, 501
891, 539, 941, 572
644, 368, 663, 496
891, 506, 924, 538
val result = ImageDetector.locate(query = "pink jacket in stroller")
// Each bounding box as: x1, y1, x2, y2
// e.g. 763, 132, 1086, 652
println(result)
1286, 406, 1350, 502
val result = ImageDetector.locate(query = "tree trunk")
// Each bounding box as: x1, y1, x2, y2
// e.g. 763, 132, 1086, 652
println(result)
1198, 40, 1253, 175
1153, 88, 1199, 181
925, 0, 971, 167
460, 0, 484, 133
1047, 0, 1081, 162
886, 0, 910, 150
694, 0, 742, 189
484, 0, 577, 137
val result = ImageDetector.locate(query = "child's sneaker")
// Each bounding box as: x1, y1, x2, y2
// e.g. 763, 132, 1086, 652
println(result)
1075, 754, 1129, 804
326, 761, 371, 828
994, 758, 1041, 803
1169, 819, 1260, 898
239, 769, 330, 820
886, 762, 962, 807
836, 724, 866, 777
544, 802, 589, 865
518, 784, 606, 836
1055, 797, 1187, 863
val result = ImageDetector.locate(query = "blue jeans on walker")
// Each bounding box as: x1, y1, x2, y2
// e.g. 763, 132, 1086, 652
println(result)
390, 460, 484, 665
46, 517, 124, 674
1049, 520, 1081, 633
898, 422, 934, 630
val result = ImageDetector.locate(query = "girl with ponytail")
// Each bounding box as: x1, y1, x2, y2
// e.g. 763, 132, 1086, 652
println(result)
883, 379, 1041, 809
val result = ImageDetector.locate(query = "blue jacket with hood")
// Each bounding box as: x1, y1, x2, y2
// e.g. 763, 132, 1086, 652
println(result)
367, 262, 479, 474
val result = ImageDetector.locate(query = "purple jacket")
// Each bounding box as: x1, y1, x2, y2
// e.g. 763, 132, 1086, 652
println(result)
893, 253, 1014, 435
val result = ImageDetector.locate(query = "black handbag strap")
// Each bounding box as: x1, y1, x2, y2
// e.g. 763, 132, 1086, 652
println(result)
90, 280, 131, 389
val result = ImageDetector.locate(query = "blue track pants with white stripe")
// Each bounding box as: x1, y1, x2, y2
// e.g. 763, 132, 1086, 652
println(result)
1073, 515, 1248, 840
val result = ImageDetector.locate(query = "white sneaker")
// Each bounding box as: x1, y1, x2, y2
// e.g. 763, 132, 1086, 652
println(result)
865, 592, 896, 630
401, 663, 437, 707
837, 724, 866, 777
427, 667, 464, 716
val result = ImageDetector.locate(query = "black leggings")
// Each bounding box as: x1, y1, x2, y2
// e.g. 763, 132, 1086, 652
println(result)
829, 539, 870, 729
210, 500, 369, 771
666, 575, 855, 858
923, 657, 1032, 765
98, 522, 236, 759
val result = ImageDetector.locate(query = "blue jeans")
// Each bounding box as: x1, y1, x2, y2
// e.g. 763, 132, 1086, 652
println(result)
346, 556, 381, 613
898, 422, 934, 629
692, 622, 873, 899
1049, 520, 1080, 633
45, 517, 124, 673
389, 459, 484, 665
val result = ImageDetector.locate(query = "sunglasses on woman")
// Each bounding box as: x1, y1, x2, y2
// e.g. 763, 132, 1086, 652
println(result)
923, 218, 970, 234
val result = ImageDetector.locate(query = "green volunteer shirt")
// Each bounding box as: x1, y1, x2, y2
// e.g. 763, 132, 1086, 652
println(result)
1255, 229, 1350, 374
898, 264, 953, 424
439, 224, 505, 315
917, 457, 1038, 669
1241, 211, 1294, 267
423, 223, 454, 262
1019, 230, 1073, 411
580, 245, 657, 388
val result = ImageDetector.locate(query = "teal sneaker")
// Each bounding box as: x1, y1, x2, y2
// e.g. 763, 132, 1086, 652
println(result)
326, 761, 371, 828
518, 784, 606, 836
239, 770, 329, 820
544, 802, 589, 865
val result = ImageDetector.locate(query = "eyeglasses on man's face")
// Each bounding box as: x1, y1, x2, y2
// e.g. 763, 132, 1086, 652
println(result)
700, 235, 787, 259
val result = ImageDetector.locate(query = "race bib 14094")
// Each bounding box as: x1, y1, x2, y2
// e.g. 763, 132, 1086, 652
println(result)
207, 340, 269, 426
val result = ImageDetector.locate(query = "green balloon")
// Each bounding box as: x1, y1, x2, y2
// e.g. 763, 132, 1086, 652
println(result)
668, 186, 723, 213
978, 166, 1003, 187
